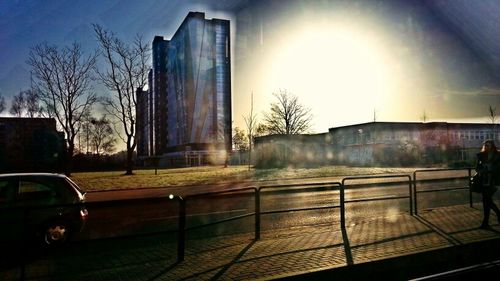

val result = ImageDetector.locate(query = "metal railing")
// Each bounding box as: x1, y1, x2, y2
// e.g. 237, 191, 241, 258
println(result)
170, 176, 420, 262
413, 168, 473, 215
169, 182, 342, 262
4, 167, 480, 275
168, 187, 258, 262
257, 182, 342, 239
341, 174, 413, 229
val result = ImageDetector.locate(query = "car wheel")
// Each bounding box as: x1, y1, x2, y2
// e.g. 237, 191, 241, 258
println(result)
43, 222, 70, 245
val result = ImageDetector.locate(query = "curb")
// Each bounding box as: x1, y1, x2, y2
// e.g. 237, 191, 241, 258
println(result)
275, 237, 500, 280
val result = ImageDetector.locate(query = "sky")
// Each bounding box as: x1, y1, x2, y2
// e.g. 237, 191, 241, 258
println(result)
232, 0, 500, 131
1, 0, 500, 139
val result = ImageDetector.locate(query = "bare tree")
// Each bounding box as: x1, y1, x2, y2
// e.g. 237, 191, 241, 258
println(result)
89, 115, 116, 155
9, 89, 43, 117
93, 24, 150, 175
9, 91, 25, 117
488, 105, 496, 124
77, 111, 94, 154
27, 42, 98, 175
263, 89, 312, 135
255, 123, 269, 137
24, 89, 44, 117
243, 92, 258, 168
489, 105, 497, 140
233, 127, 249, 151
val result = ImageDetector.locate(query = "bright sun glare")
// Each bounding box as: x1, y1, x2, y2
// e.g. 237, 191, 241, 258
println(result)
264, 23, 397, 130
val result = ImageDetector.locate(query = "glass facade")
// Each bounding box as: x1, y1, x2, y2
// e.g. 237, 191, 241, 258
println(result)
165, 12, 231, 152
137, 12, 232, 159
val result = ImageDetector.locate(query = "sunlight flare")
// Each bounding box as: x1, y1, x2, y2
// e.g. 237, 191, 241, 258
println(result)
264, 22, 398, 128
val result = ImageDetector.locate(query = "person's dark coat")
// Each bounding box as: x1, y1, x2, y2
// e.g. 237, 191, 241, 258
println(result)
476, 150, 500, 185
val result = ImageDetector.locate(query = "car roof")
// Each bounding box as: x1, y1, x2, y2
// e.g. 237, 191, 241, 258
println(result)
0, 173, 85, 195
0, 173, 67, 179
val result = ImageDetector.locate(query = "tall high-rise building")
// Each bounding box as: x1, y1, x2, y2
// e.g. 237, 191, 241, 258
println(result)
135, 87, 150, 157
152, 36, 169, 156
137, 12, 232, 166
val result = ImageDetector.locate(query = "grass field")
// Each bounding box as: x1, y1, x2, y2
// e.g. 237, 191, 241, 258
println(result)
70, 165, 424, 191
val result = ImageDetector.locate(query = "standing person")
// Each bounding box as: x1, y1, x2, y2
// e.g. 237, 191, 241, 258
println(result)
476, 139, 500, 229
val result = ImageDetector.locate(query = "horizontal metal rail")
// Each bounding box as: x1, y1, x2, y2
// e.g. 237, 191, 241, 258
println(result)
342, 174, 412, 181
413, 168, 473, 215
341, 174, 413, 228
258, 182, 341, 196
333, 177, 469, 191
259, 181, 342, 190
257, 183, 342, 221
413, 167, 473, 173
345, 195, 410, 204
415, 186, 469, 194
261, 205, 340, 215
186, 212, 255, 231
184, 186, 258, 199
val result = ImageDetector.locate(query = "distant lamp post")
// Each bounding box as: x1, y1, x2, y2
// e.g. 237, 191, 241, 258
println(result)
461, 138, 466, 161
357, 128, 365, 165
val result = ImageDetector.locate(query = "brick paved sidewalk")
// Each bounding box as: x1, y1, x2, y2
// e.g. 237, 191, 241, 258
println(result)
2, 204, 500, 281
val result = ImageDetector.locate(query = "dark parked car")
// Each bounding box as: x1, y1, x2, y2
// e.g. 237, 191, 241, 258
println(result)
0, 173, 88, 246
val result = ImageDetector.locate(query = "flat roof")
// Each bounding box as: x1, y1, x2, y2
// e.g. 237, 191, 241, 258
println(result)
329, 121, 497, 131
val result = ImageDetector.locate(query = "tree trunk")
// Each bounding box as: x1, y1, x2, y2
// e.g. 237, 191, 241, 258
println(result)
125, 138, 134, 175
65, 142, 74, 176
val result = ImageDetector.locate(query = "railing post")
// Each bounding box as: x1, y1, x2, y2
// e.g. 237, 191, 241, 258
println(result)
170, 194, 186, 263
468, 168, 473, 208
255, 188, 261, 240
408, 176, 413, 215
179, 196, 186, 262
413, 172, 418, 216
340, 181, 346, 229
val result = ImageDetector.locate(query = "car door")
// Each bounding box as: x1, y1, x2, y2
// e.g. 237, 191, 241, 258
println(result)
11, 177, 60, 241
0, 178, 22, 244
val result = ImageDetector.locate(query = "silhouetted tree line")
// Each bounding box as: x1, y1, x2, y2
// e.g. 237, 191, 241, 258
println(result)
72, 150, 136, 172
0, 24, 150, 175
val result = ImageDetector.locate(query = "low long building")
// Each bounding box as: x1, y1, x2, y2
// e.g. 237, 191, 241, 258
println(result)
254, 122, 498, 167
0, 117, 65, 172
